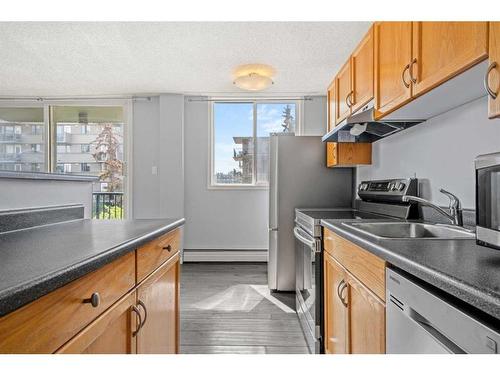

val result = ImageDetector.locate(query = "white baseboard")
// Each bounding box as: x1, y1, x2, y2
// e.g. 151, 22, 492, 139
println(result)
182, 249, 268, 262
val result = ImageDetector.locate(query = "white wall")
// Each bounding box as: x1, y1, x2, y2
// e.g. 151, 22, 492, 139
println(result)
184, 96, 329, 251
183, 97, 268, 250
133, 94, 184, 219
0, 178, 93, 217
357, 97, 500, 209
301, 96, 327, 136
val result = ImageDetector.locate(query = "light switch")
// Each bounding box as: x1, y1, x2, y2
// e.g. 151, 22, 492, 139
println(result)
152, 166, 158, 175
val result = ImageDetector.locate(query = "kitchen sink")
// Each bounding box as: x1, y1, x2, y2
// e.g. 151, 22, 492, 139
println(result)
343, 222, 475, 240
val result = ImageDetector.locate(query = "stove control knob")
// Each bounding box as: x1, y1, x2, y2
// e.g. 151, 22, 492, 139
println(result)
398, 182, 406, 191
359, 183, 368, 191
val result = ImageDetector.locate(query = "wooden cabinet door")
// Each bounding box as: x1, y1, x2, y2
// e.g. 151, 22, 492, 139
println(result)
136, 254, 180, 354
335, 60, 352, 124
323, 253, 348, 354
411, 22, 488, 97
374, 22, 413, 118
351, 26, 374, 113
488, 22, 500, 119
56, 291, 137, 354
346, 273, 385, 354
327, 80, 336, 132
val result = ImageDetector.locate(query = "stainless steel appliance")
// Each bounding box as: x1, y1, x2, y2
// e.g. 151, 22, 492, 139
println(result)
475, 152, 500, 250
268, 134, 352, 292
294, 177, 418, 354
387, 268, 500, 354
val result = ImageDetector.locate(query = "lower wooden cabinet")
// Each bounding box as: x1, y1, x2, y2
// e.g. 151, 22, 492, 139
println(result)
323, 229, 386, 354
56, 291, 138, 354
326, 142, 372, 167
136, 254, 180, 354
346, 272, 385, 354
324, 253, 348, 354
0, 227, 182, 354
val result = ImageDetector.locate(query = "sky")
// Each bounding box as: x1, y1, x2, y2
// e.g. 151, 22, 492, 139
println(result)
213, 102, 296, 174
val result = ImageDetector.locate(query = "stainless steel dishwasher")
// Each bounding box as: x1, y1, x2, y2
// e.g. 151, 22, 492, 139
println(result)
386, 268, 500, 354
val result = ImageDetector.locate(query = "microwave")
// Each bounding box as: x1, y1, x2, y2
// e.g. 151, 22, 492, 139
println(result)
476, 152, 500, 250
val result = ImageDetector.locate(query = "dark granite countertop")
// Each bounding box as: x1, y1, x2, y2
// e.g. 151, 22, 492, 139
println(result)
321, 218, 500, 321
0, 218, 185, 317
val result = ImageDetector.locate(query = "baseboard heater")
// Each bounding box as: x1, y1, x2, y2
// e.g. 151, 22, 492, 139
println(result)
182, 249, 267, 262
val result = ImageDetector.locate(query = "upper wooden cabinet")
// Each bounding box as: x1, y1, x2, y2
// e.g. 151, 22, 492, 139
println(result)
411, 22, 488, 96
374, 21, 488, 118
335, 60, 352, 124
329, 26, 374, 127
326, 80, 336, 132
351, 26, 374, 113
488, 22, 500, 119
374, 22, 413, 118
326, 142, 372, 167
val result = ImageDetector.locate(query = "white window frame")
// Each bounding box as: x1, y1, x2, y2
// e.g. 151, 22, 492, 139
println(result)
208, 98, 301, 190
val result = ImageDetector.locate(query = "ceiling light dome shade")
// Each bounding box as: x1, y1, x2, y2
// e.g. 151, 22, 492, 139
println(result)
232, 63, 276, 91
233, 73, 274, 91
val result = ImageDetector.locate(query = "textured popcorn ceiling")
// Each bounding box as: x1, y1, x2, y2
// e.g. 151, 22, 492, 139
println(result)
0, 22, 371, 97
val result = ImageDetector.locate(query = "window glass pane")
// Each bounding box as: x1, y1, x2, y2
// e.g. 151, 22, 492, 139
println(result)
256, 103, 296, 184
0, 107, 45, 172
53, 106, 125, 191
213, 103, 254, 184
53, 106, 125, 219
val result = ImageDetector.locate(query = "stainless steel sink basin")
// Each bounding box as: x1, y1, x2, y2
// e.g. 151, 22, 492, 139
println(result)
343, 222, 475, 239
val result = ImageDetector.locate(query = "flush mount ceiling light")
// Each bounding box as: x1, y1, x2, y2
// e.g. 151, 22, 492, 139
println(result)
232, 64, 276, 91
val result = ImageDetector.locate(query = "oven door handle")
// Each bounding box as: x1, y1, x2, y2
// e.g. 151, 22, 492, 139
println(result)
293, 226, 316, 250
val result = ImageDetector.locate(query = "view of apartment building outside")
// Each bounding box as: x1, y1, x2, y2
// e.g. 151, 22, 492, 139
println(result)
0, 106, 126, 219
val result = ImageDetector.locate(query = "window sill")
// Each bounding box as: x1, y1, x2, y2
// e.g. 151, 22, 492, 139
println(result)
207, 184, 269, 191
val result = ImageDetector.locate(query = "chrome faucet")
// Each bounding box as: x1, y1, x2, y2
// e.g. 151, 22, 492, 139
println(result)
402, 188, 463, 226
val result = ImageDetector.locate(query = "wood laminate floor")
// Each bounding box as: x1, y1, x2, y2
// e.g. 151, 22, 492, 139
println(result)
180, 262, 309, 354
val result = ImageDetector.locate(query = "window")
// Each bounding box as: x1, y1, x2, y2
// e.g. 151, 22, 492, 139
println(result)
0, 103, 128, 220
0, 107, 45, 172
211, 101, 297, 187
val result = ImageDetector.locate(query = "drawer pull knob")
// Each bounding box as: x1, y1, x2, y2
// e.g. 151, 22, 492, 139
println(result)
83, 292, 100, 308
163, 245, 172, 252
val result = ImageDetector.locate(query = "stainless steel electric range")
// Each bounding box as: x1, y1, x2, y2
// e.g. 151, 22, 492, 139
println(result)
294, 178, 418, 354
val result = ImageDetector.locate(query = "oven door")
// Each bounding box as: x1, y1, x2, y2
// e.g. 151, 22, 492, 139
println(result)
294, 226, 322, 354
476, 163, 500, 249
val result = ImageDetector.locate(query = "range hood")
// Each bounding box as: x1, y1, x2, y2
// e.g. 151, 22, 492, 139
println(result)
322, 102, 424, 143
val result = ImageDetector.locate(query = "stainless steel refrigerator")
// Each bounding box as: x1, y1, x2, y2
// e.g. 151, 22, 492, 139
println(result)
268, 134, 353, 291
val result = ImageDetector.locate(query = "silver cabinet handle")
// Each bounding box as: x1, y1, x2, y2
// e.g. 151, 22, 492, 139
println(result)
402, 63, 411, 88
339, 282, 348, 307
131, 305, 143, 337
337, 280, 345, 301
345, 92, 351, 108
347, 91, 354, 108
484, 62, 498, 99
83, 292, 100, 308
137, 300, 148, 329
409, 58, 417, 84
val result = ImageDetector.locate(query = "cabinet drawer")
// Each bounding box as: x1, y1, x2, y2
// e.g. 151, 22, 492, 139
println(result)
136, 228, 181, 282
0, 252, 135, 353
323, 228, 386, 301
